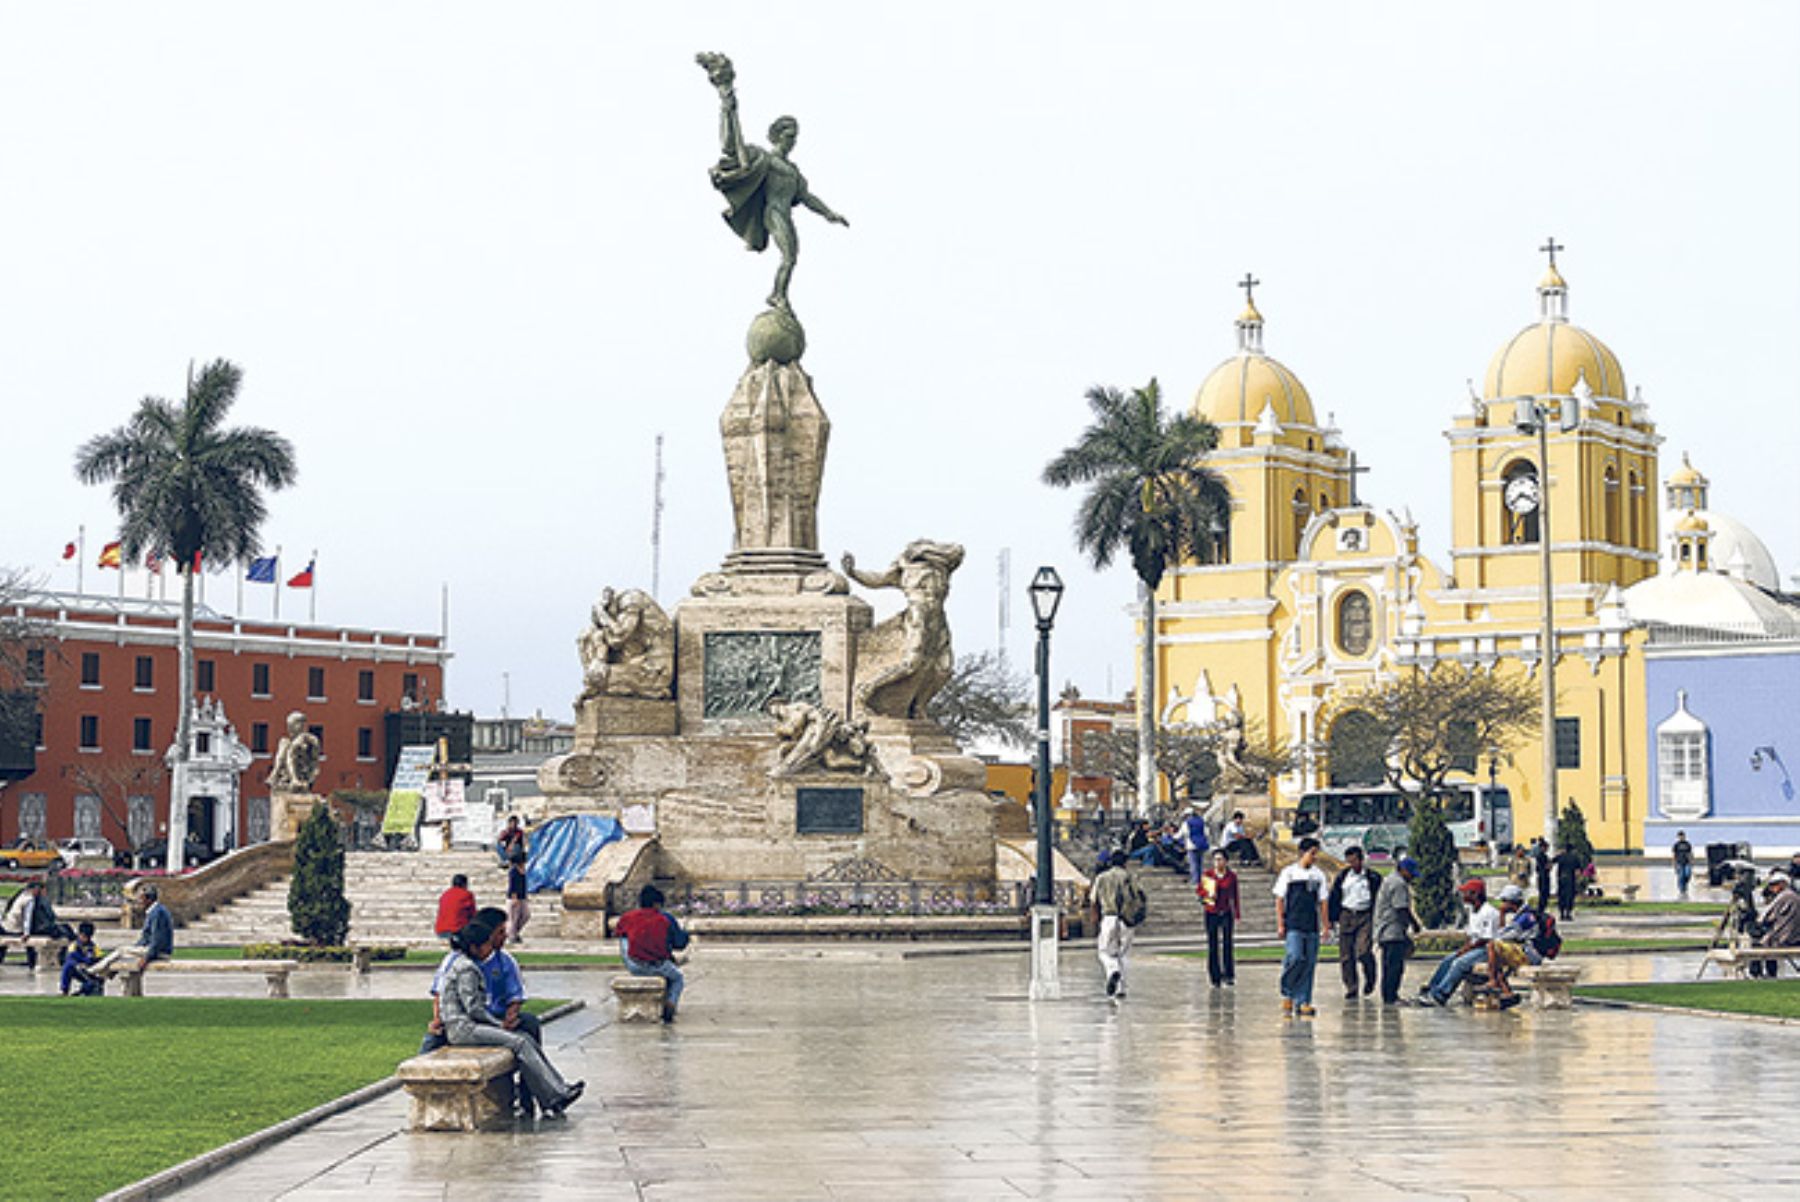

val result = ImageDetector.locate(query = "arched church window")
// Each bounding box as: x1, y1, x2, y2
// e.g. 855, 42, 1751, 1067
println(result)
1604, 466, 1620, 546
1628, 471, 1642, 547
1292, 488, 1309, 554
1502, 461, 1541, 545
1336, 590, 1373, 657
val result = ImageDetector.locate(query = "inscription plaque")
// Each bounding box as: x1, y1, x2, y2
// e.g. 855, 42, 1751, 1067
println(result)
795, 786, 864, 835
703, 631, 822, 719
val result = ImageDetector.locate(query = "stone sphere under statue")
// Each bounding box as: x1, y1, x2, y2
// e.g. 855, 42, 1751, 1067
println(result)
747, 308, 806, 365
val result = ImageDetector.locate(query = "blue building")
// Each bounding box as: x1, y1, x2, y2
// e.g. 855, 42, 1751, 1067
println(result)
1627, 460, 1800, 860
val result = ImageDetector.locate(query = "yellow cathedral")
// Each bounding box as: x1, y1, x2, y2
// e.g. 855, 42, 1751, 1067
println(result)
1153, 251, 1660, 852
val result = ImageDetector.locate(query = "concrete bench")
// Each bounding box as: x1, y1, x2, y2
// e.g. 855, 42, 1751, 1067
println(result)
1702, 946, 1800, 980
1516, 962, 1584, 1009
107, 957, 301, 997
396, 1047, 517, 1132
0, 935, 72, 973
611, 974, 667, 1022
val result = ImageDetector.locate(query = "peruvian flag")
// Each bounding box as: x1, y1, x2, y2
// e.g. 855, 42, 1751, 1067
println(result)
62, 541, 76, 560
287, 559, 315, 588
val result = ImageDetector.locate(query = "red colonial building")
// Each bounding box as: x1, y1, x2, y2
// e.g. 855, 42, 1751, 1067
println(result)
2, 591, 447, 854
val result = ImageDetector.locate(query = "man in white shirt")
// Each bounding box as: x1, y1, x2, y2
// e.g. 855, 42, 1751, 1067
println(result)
1328, 846, 1382, 1000
1273, 837, 1332, 1017
1420, 879, 1501, 1005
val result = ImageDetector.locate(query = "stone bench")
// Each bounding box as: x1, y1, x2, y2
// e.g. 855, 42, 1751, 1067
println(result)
1516, 962, 1584, 1009
611, 974, 667, 1022
1702, 946, 1800, 980
107, 957, 300, 997
396, 1047, 517, 1132
0, 935, 71, 973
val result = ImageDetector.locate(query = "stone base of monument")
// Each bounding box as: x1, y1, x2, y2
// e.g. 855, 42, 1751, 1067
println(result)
271, 792, 326, 842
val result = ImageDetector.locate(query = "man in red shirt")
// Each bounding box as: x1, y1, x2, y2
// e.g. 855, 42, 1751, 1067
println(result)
434, 874, 477, 941
614, 884, 690, 1023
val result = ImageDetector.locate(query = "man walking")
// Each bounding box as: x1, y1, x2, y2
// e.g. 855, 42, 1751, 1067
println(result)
1532, 837, 1552, 912
1671, 832, 1694, 899
1329, 846, 1381, 1000
1374, 857, 1420, 1004
1553, 843, 1583, 922
1091, 851, 1142, 999
1274, 837, 1330, 1017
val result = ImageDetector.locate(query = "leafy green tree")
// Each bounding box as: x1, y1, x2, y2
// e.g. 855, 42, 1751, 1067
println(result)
288, 802, 350, 946
75, 361, 297, 870
1559, 800, 1595, 868
1409, 795, 1459, 929
927, 651, 1033, 750
1043, 380, 1230, 815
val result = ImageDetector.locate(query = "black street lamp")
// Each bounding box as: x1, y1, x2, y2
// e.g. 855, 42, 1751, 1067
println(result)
1027, 565, 1063, 1000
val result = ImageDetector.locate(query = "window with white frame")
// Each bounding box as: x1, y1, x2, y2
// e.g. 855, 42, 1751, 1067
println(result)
1657, 691, 1710, 821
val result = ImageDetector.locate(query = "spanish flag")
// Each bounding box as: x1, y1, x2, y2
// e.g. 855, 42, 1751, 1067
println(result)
97, 541, 123, 569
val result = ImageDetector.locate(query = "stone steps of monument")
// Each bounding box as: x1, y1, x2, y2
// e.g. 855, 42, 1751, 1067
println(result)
179, 851, 562, 946
1129, 862, 1277, 937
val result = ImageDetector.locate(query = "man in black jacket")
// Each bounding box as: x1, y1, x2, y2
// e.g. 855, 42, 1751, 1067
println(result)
1328, 847, 1382, 1000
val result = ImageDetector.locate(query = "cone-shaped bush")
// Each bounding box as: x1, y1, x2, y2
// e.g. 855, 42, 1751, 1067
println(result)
288, 802, 350, 946
1559, 800, 1595, 868
1409, 795, 1458, 929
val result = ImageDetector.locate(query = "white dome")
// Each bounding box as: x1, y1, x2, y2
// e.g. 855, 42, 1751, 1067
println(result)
1623, 570, 1799, 632
1660, 508, 1781, 591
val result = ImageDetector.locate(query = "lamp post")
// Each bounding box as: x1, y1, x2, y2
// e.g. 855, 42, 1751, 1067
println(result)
1028, 565, 1064, 1001
1511, 397, 1566, 852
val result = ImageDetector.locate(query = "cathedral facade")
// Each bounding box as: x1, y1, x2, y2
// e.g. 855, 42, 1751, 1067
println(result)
1153, 254, 1689, 853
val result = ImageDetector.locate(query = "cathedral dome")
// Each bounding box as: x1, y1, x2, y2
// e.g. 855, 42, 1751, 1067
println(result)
1482, 259, 1627, 401
1661, 508, 1781, 591
1193, 292, 1316, 428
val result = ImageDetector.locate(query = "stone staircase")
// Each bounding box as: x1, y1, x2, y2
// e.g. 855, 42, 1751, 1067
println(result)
1129, 860, 1278, 939
180, 850, 563, 947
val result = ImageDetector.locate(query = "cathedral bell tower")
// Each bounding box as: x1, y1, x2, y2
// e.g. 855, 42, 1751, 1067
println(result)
1446, 243, 1661, 594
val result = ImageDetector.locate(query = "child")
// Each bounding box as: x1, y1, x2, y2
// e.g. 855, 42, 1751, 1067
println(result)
60, 922, 103, 997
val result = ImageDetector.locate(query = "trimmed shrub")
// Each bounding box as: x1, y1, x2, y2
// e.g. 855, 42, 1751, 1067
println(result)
243, 942, 406, 963
1559, 800, 1595, 867
1409, 795, 1459, 930
287, 802, 350, 946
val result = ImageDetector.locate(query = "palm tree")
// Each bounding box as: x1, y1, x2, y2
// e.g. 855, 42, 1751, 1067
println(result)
76, 360, 297, 871
1043, 379, 1229, 817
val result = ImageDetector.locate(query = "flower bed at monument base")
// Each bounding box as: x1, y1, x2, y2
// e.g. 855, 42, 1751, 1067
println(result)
681, 912, 1028, 940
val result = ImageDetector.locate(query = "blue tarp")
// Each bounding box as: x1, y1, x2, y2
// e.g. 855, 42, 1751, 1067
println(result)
526, 814, 623, 893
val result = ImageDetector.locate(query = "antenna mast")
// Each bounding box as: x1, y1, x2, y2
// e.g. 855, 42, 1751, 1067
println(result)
651, 433, 666, 598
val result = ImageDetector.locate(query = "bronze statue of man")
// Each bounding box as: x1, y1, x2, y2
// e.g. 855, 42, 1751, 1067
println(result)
697, 52, 848, 314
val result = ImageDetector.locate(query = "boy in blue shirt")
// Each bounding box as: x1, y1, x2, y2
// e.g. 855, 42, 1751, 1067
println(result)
420, 908, 542, 1114
60, 922, 104, 996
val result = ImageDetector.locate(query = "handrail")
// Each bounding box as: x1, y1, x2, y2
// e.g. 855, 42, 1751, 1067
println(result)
126, 840, 295, 926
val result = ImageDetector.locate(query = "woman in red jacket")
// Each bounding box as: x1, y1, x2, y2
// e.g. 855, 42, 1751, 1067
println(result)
1199, 850, 1241, 987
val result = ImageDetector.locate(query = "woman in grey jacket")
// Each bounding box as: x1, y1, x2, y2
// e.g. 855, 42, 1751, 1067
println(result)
441, 919, 584, 1115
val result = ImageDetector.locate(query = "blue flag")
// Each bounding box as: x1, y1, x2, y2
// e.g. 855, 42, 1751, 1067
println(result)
246, 556, 277, 583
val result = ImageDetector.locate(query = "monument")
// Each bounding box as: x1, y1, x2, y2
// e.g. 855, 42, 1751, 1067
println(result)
268, 710, 325, 842
537, 54, 996, 895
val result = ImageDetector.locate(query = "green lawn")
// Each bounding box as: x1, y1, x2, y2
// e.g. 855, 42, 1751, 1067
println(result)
0, 996, 562, 1200
169, 947, 620, 967
1574, 979, 1800, 1019
1169, 936, 1709, 963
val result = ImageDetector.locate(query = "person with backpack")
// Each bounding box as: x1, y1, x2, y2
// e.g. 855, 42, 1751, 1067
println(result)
616, 884, 693, 1023
1273, 837, 1331, 1017
1091, 851, 1145, 999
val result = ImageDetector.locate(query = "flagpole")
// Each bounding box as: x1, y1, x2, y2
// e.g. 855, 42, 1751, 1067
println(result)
77, 526, 85, 597
117, 547, 125, 599
236, 560, 244, 616
273, 547, 281, 621
308, 549, 317, 624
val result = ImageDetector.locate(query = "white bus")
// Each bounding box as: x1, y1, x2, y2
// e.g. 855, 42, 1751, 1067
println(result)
1291, 782, 1514, 859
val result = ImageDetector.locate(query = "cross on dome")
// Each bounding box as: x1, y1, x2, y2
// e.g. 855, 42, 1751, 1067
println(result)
1238, 273, 1260, 305
1539, 236, 1564, 269
1233, 273, 1264, 352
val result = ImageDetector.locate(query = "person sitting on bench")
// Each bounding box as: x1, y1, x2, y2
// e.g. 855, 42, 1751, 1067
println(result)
1482, 886, 1539, 1010
1753, 875, 1800, 979
94, 883, 175, 980
438, 916, 583, 1116
1420, 880, 1501, 1006
617, 885, 691, 1024
60, 922, 104, 996
421, 908, 543, 1114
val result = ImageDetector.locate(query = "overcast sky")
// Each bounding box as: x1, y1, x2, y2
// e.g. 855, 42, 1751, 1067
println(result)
3, 2, 1796, 722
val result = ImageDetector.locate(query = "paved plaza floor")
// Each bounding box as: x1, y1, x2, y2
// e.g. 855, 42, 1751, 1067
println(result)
103, 943, 1789, 1201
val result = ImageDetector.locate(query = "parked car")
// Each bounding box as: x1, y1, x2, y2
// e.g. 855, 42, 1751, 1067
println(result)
0, 839, 62, 870
56, 837, 116, 867
114, 837, 222, 870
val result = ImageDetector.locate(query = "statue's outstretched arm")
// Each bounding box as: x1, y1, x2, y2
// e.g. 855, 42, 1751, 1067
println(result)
799, 188, 848, 226
841, 551, 897, 590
